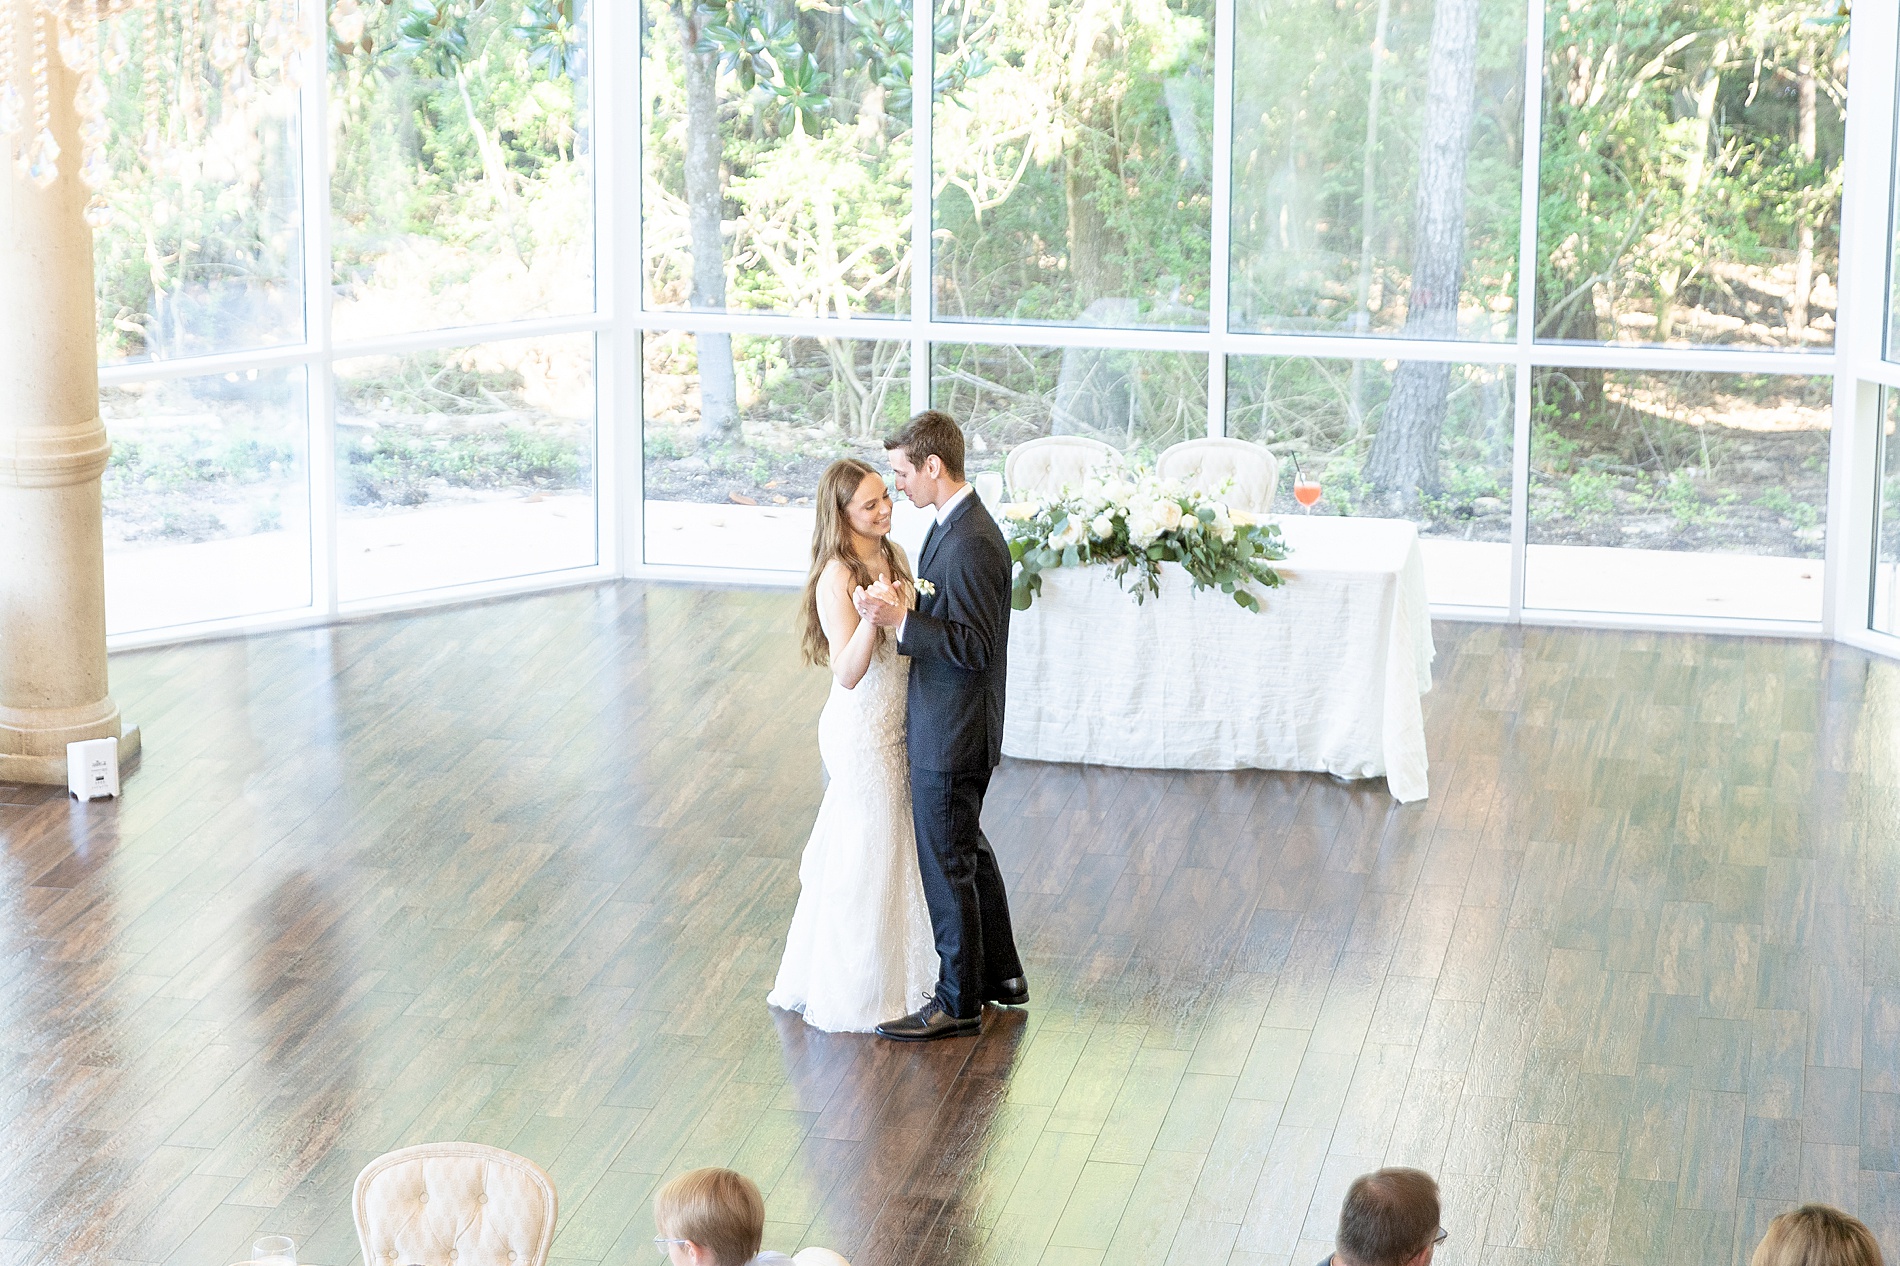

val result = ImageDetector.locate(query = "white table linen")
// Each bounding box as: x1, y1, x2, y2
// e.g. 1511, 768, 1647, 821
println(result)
1001, 515, 1435, 801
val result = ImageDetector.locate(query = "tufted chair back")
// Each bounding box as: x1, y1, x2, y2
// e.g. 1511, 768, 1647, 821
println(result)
1155, 438, 1280, 513
1004, 436, 1118, 500
353, 1143, 557, 1266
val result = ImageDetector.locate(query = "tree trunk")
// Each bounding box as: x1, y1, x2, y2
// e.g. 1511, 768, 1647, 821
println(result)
1065, 150, 1124, 310
1363, 0, 1481, 505
1657, 38, 1725, 343
677, 4, 740, 443
1791, 53, 1816, 338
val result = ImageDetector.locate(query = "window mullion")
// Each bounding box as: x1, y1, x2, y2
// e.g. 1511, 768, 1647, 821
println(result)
1207, 0, 1236, 440
302, 0, 337, 619
1510, 0, 1547, 622
911, 0, 934, 419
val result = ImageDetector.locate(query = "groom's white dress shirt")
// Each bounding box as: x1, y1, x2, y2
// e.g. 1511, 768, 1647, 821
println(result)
896, 481, 974, 643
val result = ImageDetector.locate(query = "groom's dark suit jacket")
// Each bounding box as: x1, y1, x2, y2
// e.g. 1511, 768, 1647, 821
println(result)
897, 489, 1011, 773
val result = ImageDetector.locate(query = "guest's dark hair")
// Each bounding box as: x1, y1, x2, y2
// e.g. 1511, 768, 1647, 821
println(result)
884, 410, 966, 480
1336, 1168, 1440, 1266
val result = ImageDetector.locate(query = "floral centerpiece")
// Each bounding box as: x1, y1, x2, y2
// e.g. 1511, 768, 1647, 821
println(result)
1002, 463, 1289, 612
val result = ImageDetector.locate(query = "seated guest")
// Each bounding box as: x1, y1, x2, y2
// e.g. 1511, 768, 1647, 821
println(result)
652, 1167, 848, 1266
1751, 1205, 1884, 1266
1320, 1167, 1446, 1266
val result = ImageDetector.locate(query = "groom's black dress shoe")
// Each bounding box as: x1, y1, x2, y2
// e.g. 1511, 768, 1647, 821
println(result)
986, 977, 1030, 1006
875, 998, 981, 1041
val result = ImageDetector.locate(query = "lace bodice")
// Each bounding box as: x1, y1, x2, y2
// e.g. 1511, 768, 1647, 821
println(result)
821, 632, 907, 762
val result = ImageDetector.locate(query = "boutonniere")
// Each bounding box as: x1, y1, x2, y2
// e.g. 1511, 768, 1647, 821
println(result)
915, 578, 937, 597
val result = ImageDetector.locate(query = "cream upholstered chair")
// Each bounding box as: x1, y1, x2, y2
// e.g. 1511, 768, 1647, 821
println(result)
1004, 435, 1118, 500
1156, 438, 1280, 513
354, 1142, 556, 1266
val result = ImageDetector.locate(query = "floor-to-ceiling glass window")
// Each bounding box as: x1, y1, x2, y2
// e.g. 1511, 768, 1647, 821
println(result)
328, 1, 598, 601
639, 0, 911, 570
96, 2, 310, 636
1523, 0, 1842, 622
96, 2, 599, 637
1525, 369, 1830, 621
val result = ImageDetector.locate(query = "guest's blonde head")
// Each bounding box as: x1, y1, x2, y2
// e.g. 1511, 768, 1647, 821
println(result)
653, 1167, 765, 1266
1751, 1205, 1884, 1266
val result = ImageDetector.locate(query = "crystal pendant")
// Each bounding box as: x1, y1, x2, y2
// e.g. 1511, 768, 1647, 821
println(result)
58, 28, 87, 71
83, 196, 111, 229
78, 73, 108, 116
80, 144, 109, 189
0, 84, 22, 136
24, 129, 59, 188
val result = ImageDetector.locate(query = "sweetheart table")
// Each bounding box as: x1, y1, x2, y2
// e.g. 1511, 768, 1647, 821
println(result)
1000, 515, 1435, 802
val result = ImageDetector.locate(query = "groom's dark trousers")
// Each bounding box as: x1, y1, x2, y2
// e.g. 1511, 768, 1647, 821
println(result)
897, 489, 1025, 1021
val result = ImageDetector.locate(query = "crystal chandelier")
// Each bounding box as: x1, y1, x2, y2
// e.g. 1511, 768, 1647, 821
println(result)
0, 0, 310, 226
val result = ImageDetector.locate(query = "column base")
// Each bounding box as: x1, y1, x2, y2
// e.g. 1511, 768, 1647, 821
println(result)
0, 723, 140, 787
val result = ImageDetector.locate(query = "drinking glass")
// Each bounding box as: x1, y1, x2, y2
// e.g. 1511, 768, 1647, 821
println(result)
252, 1236, 296, 1266
1293, 477, 1322, 512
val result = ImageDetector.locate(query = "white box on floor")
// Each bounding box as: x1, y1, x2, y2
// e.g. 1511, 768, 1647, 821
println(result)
67, 737, 119, 800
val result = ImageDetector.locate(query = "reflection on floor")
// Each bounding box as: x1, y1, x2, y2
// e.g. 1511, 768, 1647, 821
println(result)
3, 583, 1897, 1266
643, 500, 1825, 621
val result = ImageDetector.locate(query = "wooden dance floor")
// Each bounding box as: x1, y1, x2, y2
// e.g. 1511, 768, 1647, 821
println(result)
4, 581, 1900, 1266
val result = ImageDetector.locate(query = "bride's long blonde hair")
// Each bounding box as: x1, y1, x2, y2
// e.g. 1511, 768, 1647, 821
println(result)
801, 458, 913, 667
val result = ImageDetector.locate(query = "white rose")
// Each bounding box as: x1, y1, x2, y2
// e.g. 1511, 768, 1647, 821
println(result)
1157, 500, 1183, 531
1051, 517, 1086, 549
1229, 508, 1256, 528
1091, 513, 1115, 540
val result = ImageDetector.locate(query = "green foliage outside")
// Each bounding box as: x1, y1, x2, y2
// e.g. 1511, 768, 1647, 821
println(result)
932, 0, 1214, 324
1529, 369, 1830, 557
92, 12, 305, 362
335, 343, 595, 509
329, 0, 592, 331
643, 335, 911, 504
101, 378, 306, 547
1225, 357, 1513, 535
1229, 0, 1527, 336
1538, 0, 1848, 347
933, 345, 1209, 478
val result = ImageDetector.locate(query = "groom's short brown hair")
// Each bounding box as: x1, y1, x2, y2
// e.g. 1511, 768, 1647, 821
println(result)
885, 410, 966, 480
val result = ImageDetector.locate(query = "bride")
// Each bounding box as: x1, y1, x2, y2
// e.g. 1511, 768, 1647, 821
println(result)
768, 458, 937, 1032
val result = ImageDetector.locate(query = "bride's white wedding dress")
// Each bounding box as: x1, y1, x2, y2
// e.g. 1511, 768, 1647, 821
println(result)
769, 632, 937, 1032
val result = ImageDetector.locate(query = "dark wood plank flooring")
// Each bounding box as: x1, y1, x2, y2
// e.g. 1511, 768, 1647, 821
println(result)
3, 582, 1899, 1266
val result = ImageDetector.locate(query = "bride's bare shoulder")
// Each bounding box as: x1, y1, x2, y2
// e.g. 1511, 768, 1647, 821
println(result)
817, 558, 855, 595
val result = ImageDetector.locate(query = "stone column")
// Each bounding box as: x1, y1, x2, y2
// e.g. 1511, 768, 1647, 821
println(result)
0, 0, 137, 785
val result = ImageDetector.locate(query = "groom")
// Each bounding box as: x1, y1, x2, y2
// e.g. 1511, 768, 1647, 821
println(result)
855, 411, 1027, 1040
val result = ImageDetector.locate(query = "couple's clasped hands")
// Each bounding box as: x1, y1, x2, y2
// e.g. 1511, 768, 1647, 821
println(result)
853, 578, 909, 630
